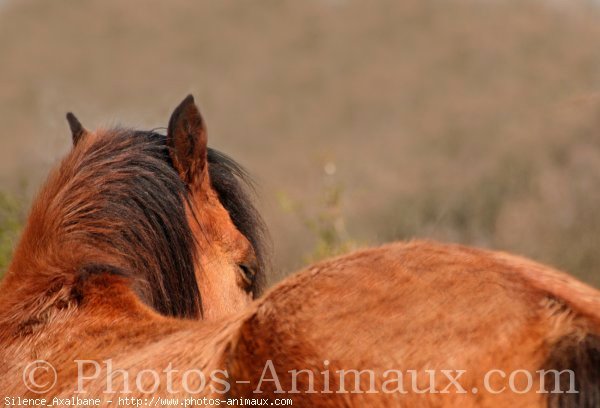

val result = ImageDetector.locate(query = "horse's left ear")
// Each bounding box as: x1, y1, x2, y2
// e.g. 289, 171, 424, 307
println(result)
66, 112, 89, 146
167, 95, 208, 188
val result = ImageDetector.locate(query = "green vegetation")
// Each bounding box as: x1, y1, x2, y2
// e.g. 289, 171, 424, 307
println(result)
278, 182, 356, 264
0, 192, 23, 277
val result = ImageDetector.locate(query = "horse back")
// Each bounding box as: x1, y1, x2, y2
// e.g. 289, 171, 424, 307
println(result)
227, 240, 600, 407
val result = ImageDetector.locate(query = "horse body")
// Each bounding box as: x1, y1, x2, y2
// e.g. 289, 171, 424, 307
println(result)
226, 241, 600, 407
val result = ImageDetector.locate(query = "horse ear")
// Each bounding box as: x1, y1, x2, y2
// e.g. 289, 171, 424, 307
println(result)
167, 95, 208, 187
66, 112, 89, 146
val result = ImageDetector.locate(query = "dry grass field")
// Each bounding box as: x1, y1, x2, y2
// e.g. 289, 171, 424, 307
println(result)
1, 0, 600, 286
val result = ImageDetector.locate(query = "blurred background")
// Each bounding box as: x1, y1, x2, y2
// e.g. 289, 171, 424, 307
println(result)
1, 0, 600, 286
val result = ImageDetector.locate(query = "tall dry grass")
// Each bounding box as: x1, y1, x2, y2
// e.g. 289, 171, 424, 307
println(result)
1, 0, 600, 285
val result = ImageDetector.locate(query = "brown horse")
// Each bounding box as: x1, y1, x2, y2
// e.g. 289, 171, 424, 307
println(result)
1, 95, 268, 322
1, 97, 599, 407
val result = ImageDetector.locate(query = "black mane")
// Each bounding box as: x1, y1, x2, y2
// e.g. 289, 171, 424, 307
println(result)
63, 129, 200, 318
58, 129, 268, 318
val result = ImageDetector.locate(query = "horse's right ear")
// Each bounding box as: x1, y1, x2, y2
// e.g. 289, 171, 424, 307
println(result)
66, 112, 89, 146
167, 95, 208, 188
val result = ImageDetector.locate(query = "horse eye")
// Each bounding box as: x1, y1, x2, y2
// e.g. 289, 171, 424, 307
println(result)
238, 263, 256, 289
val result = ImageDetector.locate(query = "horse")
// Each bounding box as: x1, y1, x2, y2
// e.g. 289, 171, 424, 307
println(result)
1, 97, 599, 407
0, 95, 268, 323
